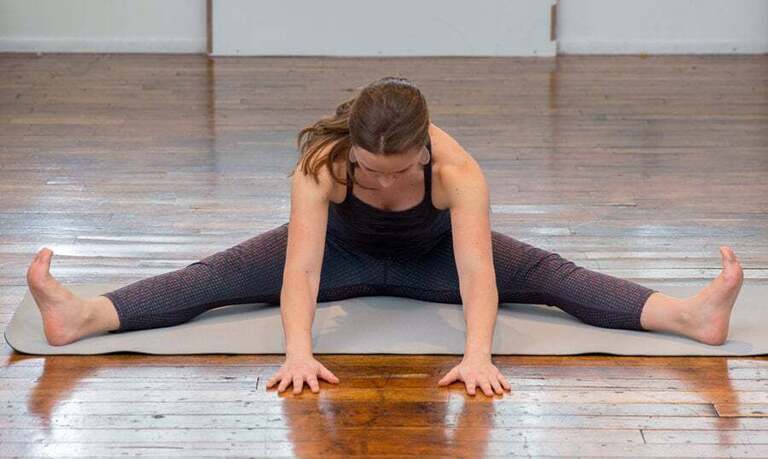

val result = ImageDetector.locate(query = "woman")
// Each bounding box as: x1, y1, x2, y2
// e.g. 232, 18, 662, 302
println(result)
26, 76, 744, 397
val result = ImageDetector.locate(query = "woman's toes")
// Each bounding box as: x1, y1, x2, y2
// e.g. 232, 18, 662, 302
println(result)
719, 247, 744, 283
25, 248, 87, 346
27, 247, 52, 285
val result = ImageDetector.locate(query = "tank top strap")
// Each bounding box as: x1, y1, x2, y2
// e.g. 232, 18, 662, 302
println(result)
345, 156, 354, 193
424, 138, 433, 200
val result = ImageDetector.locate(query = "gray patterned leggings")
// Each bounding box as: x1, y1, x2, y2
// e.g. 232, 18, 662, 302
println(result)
102, 222, 657, 333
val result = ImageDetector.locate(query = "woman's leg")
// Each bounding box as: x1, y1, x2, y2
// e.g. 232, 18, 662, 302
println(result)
488, 231, 658, 331
386, 231, 658, 332
101, 223, 388, 333
388, 231, 745, 344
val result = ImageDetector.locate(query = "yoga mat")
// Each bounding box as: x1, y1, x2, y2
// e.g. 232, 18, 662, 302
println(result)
4, 283, 766, 356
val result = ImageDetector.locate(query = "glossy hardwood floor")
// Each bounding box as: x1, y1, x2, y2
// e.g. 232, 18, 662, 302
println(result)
1, 53, 767, 457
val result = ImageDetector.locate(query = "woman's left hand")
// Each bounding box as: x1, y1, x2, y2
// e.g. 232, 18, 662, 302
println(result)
437, 354, 512, 396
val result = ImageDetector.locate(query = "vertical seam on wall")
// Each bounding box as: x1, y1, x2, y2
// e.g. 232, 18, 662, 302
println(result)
550, 2, 557, 42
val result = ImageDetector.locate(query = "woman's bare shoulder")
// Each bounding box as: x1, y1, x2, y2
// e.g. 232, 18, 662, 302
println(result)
429, 123, 484, 209
294, 139, 348, 204
429, 122, 479, 169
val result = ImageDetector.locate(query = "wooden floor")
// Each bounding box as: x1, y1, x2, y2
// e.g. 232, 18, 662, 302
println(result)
1, 53, 767, 457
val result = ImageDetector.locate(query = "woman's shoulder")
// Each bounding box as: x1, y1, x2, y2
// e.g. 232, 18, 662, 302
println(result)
307, 139, 349, 205
429, 122, 478, 173
428, 123, 483, 210
290, 138, 348, 204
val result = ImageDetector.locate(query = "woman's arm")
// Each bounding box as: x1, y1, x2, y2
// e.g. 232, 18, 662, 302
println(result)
266, 157, 343, 395
443, 159, 499, 357
433, 128, 511, 396
280, 161, 333, 357
432, 126, 499, 357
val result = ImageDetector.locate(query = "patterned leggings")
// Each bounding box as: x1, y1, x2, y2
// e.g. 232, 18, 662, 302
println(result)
102, 222, 657, 333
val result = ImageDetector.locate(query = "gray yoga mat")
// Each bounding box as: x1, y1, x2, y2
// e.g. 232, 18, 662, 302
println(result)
4, 283, 766, 356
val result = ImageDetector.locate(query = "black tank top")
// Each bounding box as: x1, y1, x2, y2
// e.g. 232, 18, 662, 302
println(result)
326, 138, 452, 259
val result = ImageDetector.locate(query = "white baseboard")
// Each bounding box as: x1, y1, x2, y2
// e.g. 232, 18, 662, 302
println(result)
0, 37, 206, 53
559, 39, 768, 55
4, 36, 766, 56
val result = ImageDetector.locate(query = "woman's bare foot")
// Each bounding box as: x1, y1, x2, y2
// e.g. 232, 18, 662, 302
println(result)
26, 247, 91, 346
681, 246, 744, 345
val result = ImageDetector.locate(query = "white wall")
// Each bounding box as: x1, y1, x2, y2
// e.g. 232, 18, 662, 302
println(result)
212, 0, 556, 57
0, 0, 206, 53
558, 0, 768, 54
1, 0, 766, 55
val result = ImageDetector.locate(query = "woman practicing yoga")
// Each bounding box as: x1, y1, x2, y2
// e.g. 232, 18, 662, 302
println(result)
26, 76, 744, 396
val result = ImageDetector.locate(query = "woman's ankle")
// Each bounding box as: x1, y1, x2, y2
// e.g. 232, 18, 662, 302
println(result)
82, 295, 121, 335
640, 291, 692, 336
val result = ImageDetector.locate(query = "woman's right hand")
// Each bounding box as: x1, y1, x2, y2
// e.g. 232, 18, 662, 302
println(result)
265, 354, 340, 394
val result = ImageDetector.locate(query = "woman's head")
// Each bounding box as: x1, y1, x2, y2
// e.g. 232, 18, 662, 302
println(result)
349, 142, 429, 189
292, 76, 430, 190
